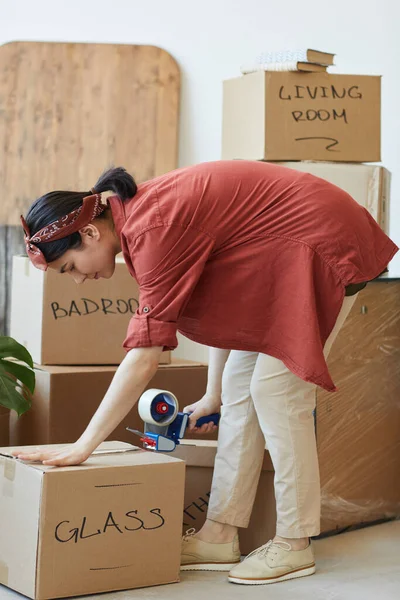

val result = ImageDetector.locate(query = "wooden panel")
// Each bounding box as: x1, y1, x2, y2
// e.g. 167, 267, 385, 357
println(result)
317, 281, 400, 532
0, 42, 180, 225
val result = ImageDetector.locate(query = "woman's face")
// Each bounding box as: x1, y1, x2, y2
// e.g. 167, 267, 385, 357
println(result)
48, 222, 121, 283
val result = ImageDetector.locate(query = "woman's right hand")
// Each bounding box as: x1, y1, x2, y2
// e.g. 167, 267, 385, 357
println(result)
183, 394, 221, 435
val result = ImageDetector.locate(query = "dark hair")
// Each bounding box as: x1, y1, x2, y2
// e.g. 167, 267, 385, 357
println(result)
24, 167, 137, 263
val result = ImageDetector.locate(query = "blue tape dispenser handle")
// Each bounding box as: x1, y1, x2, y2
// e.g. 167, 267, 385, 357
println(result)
194, 413, 220, 428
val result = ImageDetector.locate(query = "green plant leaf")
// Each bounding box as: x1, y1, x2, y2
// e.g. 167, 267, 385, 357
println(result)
0, 337, 34, 416
0, 337, 33, 368
0, 360, 35, 394
0, 372, 31, 416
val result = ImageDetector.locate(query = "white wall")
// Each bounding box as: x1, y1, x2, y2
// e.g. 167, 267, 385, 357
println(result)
4, 0, 400, 363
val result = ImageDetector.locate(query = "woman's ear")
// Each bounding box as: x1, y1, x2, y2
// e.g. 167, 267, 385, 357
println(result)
79, 224, 101, 241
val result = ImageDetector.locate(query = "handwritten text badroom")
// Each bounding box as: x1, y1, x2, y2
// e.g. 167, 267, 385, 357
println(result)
55, 508, 165, 544
50, 297, 139, 320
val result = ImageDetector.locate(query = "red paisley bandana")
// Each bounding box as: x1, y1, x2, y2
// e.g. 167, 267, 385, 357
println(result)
21, 194, 107, 271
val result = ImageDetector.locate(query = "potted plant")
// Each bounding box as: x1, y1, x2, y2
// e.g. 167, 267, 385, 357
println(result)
0, 336, 35, 446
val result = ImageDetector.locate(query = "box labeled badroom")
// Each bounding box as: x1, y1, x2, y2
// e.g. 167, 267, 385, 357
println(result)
0, 442, 185, 599
10, 256, 170, 365
222, 72, 381, 162
274, 162, 390, 232
10, 360, 209, 446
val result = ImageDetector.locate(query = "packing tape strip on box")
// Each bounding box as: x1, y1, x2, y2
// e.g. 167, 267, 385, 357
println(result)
3, 458, 16, 481
1, 456, 16, 499
0, 562, 8, 585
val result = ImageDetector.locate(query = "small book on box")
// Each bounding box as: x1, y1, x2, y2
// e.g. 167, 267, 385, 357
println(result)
241, 61, 328, 74
240, 48, 335, 75
256, 49, 335, 65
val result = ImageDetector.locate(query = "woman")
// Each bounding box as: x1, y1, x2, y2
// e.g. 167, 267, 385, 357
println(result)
16, 160, 397, 586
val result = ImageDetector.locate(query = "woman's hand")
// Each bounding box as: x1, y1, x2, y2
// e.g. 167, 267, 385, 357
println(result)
183, 394, 221, 434
11, 348, 162, 468
12, 442, 93, 467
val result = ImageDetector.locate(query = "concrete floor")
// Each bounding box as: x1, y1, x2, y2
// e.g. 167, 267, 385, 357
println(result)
1, 520, 399, 600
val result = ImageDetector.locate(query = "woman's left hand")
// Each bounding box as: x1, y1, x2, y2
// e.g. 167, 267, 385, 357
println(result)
12, 442, 93, 467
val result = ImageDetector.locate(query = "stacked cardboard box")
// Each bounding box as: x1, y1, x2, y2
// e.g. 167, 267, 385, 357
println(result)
174, 281, 400, 549
9, 360, 208, 446
5, 256, 209, 597
316, 279, 400, 534
172, 286, 400, 548
0, 441, 185, 599
10, 256, 171, 366
185, 61, 399, 547
222, 72, 381, 163
9, 256, 209, 446
166, 440, 276, 556
221, 69, 389, 232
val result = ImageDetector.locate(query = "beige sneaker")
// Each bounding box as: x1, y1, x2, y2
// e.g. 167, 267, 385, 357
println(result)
181, 528, 241, 572
228, 539, 316, 585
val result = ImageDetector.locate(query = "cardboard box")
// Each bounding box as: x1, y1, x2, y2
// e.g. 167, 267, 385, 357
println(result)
316, 280, 400, 534
0, 406, 9, 446
170, 440, 276, 555
222, 72, 381, 162
10, 256, 170, 365
274, 162, 390, 232
10, 360, 209, 446
168, 427, 400, 553
0, 441, 185, 599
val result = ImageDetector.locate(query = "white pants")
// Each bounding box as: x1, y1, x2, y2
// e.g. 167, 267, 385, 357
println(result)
207, 295, 358, 538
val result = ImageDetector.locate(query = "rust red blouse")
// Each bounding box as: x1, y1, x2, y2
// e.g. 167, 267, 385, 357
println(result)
109, 160, 398, 391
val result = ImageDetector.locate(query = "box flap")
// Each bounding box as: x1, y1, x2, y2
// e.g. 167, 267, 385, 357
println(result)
30, 358, 206, 375
174, 440, 274, 471
1, 441, 184, 473
0, 440, 135, 459
173, 440, 218, 467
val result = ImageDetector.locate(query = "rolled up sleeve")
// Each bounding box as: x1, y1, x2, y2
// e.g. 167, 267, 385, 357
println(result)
123, 223, 215, 351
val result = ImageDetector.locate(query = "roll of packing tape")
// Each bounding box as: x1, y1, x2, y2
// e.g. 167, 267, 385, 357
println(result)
138, 388, 179, 426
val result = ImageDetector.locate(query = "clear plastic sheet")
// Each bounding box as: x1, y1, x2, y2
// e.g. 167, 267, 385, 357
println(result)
317, 279, 400, 534
187, 279, 400, 538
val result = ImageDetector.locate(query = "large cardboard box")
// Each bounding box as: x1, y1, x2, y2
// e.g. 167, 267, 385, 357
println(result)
10, 256, 170, 365
170, 440, 276, 555
222, 72, 381, 162
10, 360, 209, 446
0, 441, 185, 599
0, 406, 9, 446
316, 280, 400, 534
274, 162, 390, 232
